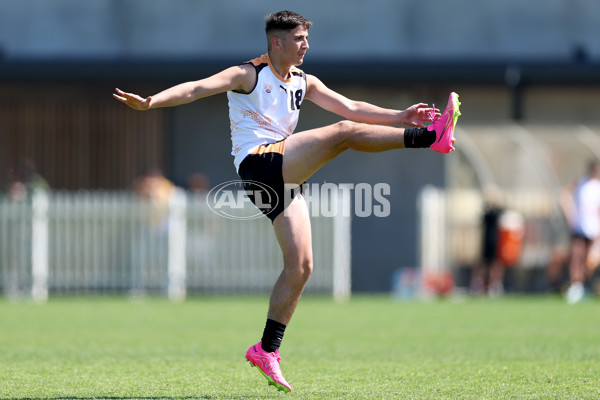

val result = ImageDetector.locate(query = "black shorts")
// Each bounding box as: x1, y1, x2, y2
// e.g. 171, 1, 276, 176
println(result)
237, 140, 303, 223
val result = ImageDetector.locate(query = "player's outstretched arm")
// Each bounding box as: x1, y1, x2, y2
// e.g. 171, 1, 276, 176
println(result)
305, 74, 438, 127
113, 64, 255, 111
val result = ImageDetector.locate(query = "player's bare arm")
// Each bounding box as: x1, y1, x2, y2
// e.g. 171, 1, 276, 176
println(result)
305, 74, 438, 127
113, 64, 256, 110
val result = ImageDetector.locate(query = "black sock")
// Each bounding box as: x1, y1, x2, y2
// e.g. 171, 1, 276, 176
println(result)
260, 319, 287, 352
404, 127, 436, 148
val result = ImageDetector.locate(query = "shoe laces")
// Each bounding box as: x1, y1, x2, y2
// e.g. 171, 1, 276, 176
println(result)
428, 104, 437, 122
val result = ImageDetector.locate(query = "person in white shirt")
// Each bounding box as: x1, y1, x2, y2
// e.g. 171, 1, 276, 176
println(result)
113, 10, 460, 392
561, 160, 600, 303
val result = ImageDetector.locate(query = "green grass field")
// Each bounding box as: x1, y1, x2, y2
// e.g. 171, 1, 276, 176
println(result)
1, 295, 599, 400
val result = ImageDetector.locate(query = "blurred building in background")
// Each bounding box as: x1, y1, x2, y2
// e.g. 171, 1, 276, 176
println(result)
1, 0, 599, 293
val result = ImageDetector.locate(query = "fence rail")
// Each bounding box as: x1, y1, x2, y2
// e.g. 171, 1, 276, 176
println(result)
0, 190, 351, 301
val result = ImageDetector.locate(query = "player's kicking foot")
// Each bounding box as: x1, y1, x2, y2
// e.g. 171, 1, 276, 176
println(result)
245, 341, 292, 393
428, 92, 461, 153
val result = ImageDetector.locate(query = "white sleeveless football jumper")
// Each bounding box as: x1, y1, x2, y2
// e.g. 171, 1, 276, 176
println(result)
228, 53, 307, 172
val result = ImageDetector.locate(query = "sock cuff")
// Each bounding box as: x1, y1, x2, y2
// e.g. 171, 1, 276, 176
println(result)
404, 127, 435, 148
260, 319, 287, 352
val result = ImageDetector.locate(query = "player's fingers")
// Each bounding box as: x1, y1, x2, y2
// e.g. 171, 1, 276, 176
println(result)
425, 108, 441, 118
418, 107, 438, 114
114, 88, 130, 98
112, 93, 127, 102
115, 88, 142, 101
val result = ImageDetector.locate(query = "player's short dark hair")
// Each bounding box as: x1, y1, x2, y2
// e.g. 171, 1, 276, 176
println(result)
265, 10, 312, 33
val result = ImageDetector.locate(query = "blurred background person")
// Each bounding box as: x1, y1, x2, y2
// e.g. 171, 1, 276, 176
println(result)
470, 185, 507, 297
2, 158, 50, 202
561, 160, 600, 304
546, 243, 569, 295
0, 158, 49, 297
187, 172, 210, 194
133, 167, 175, 231
130, 167, 176, 295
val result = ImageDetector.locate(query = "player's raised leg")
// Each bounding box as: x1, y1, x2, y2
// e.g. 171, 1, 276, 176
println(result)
282, 121, 408, 185
282, 92, 461, 185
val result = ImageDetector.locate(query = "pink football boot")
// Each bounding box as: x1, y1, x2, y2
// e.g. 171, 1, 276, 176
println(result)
245, 341, 292, 393
428, 92, 461, 153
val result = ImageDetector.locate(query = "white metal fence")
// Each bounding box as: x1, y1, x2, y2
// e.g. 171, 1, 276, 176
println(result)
0, 190, 351, 301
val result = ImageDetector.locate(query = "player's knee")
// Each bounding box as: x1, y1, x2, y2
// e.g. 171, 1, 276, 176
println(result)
286, 254, 313, 282
334, 119, 359, 130
300, 257, 313, 281
334, 120, 359, 136
333, 120, 361, 148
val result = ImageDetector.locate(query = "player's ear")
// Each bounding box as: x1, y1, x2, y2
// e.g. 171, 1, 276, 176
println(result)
270, 36, 281, 50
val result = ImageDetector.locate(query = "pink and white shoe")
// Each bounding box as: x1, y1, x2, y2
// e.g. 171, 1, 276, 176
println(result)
245, 341, 292, 393
428, 92, 461, 153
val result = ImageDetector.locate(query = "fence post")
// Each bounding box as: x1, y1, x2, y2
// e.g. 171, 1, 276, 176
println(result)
31, 190, 49, 302
168, 188, 187, 301
332, 187, 352, 301
418, 185, 447, 273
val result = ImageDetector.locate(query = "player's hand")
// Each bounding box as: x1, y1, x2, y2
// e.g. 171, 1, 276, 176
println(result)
113, 88, 152, 111
401, 103, 440, 127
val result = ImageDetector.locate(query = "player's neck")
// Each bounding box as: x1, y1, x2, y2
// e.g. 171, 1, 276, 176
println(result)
268, 52, 292, 80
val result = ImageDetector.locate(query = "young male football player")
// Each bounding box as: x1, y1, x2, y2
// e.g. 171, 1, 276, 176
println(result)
114, 10, 461, 392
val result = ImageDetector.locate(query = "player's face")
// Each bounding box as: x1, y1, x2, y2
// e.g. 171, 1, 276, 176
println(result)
280, 26, 309, 66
